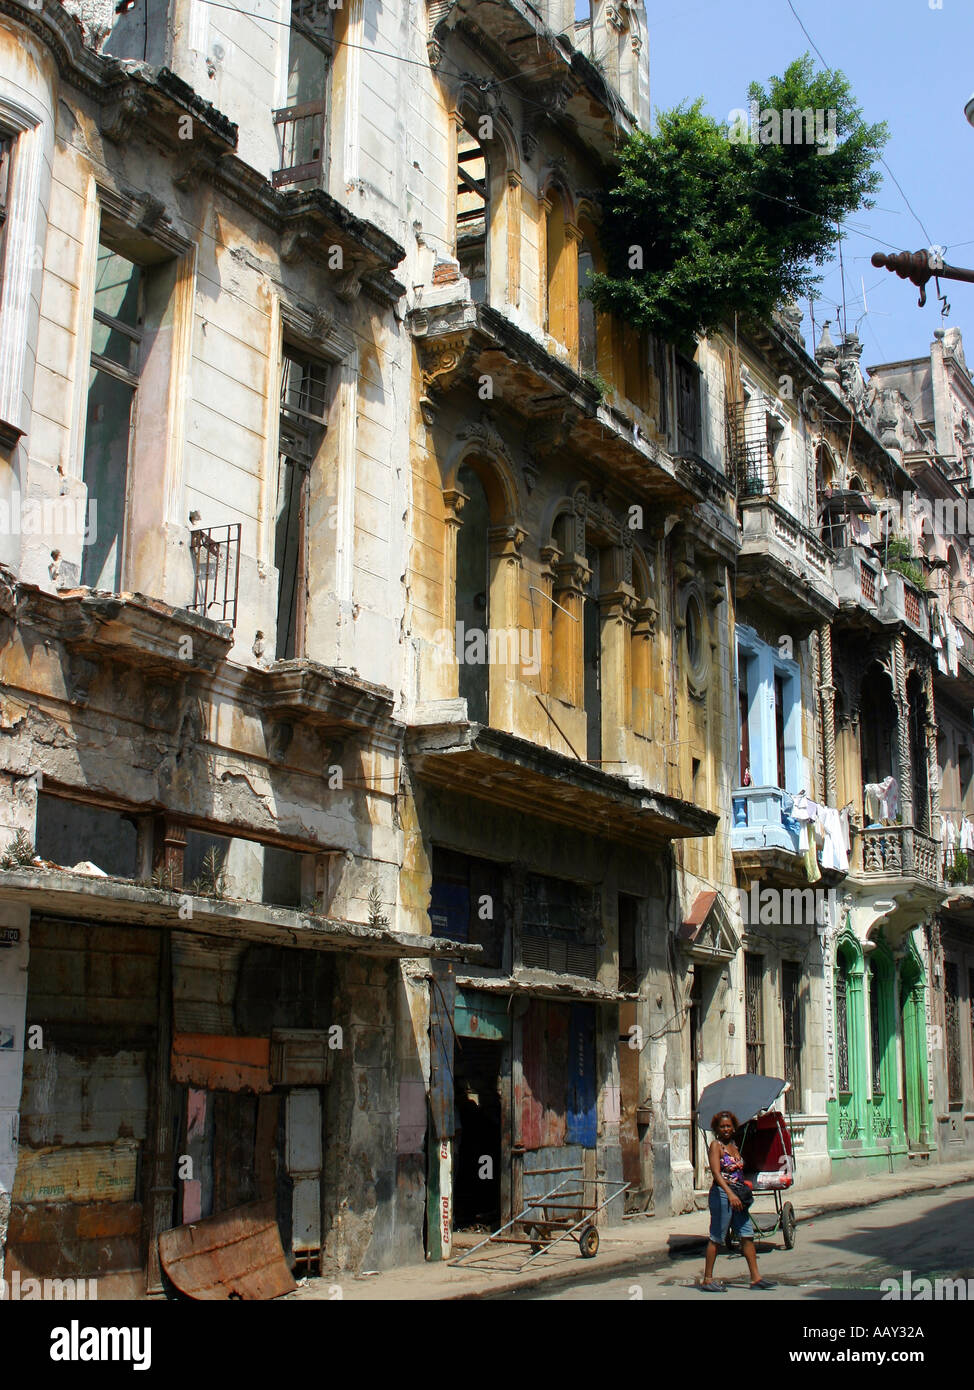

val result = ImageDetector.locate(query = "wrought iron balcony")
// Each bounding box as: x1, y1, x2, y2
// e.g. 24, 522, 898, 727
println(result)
189, 524, 241, 626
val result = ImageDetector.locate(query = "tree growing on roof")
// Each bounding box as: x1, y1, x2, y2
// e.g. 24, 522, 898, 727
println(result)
586, 56, 887, 350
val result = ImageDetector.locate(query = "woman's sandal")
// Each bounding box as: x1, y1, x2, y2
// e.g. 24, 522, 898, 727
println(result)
698, 1281, 727, 1292
749, 1278, 777, 1289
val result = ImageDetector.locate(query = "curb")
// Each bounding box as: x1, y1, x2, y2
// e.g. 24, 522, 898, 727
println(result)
439, 1169, 974, 1301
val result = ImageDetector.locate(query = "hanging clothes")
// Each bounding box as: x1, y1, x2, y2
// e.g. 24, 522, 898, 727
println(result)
942, 814, 957, 870
820, 806, 849, 873
960, 816, 974, 854
801, 822, 822, 883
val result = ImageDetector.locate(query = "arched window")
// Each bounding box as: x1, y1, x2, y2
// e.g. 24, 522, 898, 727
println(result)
455, 463, 490, 722
456, 121, 489, 303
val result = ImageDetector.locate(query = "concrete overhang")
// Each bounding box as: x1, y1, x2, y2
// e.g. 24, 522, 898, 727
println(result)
407, 722, 719, 848
409, 301, 722, 507
732, 846, 846, 891
251, 658, 401, 739
736, 495, 839, 633
0, 868, 481, 961
2, 579, 234, 677
454, 972, 626, 1004
844, 872, 946, 941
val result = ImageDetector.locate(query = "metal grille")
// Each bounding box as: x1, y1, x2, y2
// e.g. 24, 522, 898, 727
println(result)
869, 965, 883, 1095
945, 960, 962, 1104
190, 524, 241, 625
836, 966, 849, 1093
903, 587, 921, 627
744, 953, 765, 1074
727, 400, 778, 496
781, 961, 802, 1114
860, 563, 876, 603
273, 101, 326, 186
521, 930, 597, 979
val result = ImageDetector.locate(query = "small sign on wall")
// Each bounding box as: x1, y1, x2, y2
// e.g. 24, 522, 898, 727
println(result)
0, 928, 20, 948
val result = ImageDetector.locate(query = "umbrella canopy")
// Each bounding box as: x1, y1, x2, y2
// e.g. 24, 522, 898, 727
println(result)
696, 1074, 787, 1130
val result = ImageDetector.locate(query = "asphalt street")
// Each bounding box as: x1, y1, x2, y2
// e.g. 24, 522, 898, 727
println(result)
503, 1181, 974, 1300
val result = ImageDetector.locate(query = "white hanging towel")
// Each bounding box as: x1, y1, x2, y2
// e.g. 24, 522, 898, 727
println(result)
820, 806, 849, 873
960, 817, 974, 853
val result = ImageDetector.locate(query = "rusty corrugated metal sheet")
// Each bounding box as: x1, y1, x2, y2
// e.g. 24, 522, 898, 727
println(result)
171, 1034, 271, 1092
158, 1201, 297, 1300
519, 1000, 570, 1151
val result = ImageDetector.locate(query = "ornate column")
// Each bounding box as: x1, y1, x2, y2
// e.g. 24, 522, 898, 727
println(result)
441, 487, 467, 693
891, 636, 914, 829
563, 220, 583, 367
923, 659, 940, 849
487, 522, 526, 733
817, 623, 837, 807
506, 170, 521, 309
551, 554, 590, 707
631, 600, 658, 738
600, 581, 637, 763
539, 194, 552, 334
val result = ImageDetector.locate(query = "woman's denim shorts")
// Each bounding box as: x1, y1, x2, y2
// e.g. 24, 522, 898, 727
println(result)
708, 1183, 754, 1243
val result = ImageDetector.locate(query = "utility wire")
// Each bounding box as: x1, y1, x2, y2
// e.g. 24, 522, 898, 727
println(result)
784, 0, 933, 246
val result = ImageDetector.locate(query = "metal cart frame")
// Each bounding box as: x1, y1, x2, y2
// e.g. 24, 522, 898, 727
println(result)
450, 1169, 629, 1269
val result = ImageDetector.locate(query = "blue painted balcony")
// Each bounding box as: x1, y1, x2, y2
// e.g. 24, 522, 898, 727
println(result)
731, 786, 801, 857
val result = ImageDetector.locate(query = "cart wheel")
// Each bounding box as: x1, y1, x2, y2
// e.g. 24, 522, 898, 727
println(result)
782, 1202, 797, 1250
527, 1224, 545, 1254
579, 1225, 600, 1259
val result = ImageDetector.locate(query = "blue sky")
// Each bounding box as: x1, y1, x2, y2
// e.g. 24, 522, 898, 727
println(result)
645, 0, 974, 370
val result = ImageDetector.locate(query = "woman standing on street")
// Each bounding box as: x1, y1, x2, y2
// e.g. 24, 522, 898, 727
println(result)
698, 1110, 776, 1292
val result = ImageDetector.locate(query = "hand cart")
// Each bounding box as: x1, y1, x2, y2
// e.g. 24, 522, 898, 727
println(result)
450, 1166, 629, 1269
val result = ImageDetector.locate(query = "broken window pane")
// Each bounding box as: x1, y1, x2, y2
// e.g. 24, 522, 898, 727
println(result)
457, 123, 488, 302
276, 348, 330, 659
82, 244, 144, 592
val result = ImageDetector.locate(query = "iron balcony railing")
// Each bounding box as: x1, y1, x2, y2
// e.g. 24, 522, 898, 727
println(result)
189, 524, 241, 626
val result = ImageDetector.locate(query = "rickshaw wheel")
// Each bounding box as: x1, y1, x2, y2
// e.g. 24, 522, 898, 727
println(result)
782, 1202, 797, 1250
579, 1225, 600, 1258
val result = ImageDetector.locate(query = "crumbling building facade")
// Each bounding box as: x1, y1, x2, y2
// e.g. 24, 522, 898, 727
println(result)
0, 0, 967, 1296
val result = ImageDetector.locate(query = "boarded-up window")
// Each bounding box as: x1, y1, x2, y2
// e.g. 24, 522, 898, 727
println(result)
521, 872, 599, 979
429, 847, 504, 969
519, 999, 596, 1150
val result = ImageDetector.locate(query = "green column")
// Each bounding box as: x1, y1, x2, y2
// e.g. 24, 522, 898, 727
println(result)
846, 964, 870, 1143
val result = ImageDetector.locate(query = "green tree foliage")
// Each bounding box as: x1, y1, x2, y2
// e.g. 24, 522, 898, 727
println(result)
587, 56, 887, 349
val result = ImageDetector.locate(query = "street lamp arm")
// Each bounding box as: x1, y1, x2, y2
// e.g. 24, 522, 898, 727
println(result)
871, 249, 974, 307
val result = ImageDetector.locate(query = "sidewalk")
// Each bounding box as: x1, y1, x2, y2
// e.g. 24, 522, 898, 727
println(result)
289, 1158, 974, 1301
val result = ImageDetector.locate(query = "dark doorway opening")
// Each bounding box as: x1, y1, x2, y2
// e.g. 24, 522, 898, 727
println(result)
452, 1038, 502, 1231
